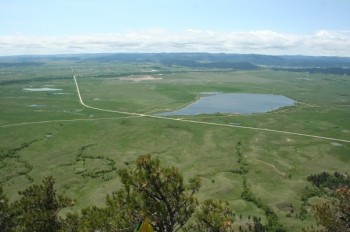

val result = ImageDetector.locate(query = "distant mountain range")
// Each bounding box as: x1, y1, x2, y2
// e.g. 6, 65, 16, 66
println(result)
1, 53, 350, 75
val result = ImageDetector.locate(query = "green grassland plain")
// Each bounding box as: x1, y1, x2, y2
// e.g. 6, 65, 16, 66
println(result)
0, 59, 349, 231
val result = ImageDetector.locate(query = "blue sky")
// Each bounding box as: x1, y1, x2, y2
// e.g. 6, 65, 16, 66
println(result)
1, 0, 350, 56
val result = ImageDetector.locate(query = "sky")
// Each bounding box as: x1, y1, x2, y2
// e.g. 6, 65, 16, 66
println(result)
1, 0, 350, 56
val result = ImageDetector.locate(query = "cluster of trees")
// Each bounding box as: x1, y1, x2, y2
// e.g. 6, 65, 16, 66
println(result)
0, 176, 73, 232
307, 171, 350, 190
301, 171, 350, 232
302, 186, 350, 232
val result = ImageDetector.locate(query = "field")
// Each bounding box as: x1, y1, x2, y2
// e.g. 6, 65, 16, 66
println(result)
1, 56, 350, 231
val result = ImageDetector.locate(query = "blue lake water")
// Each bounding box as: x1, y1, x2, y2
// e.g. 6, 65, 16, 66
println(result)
159, 93, 295, 116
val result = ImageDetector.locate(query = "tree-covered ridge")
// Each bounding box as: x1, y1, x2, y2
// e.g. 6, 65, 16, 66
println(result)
2, 53, 350, 68
272, 67, 350, 75
159, 59, 259, 70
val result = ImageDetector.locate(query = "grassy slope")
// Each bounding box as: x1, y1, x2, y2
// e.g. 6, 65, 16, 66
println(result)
0, 60, 349, 230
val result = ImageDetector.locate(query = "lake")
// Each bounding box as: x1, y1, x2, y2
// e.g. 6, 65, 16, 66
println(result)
159, 93, 295, 116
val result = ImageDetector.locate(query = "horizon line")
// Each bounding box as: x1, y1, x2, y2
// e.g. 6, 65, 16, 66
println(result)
1, 52, 350, 59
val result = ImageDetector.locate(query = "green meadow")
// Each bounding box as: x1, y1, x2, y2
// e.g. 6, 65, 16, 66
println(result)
1, 59, 349, 231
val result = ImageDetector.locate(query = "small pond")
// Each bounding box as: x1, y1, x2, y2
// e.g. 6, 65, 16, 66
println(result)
23, 87, 62, 92
29, 104, 46, 107
159, 93, 295, 116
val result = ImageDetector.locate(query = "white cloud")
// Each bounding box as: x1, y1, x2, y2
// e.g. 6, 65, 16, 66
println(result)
1, 30, 350, 56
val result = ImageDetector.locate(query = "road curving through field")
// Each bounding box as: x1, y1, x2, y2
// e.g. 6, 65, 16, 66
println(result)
73, 75, 350, 144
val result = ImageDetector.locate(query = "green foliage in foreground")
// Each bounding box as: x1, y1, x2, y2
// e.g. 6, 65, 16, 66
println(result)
302, 187, 350, 232
0, 155, 237, 232
184, 199, 236, 232
118, 154, 201, 232
1, 176, 73, 232
0, 186, 16, 232
16, 176, 73, 232
1, 155, 349, 231
300, 172, 350, 232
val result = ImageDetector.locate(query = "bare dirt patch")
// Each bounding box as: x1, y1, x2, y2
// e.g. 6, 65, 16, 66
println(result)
119, 75, 162, 82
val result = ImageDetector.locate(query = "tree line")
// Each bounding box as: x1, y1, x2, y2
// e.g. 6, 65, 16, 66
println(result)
307, 171, 350, 190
